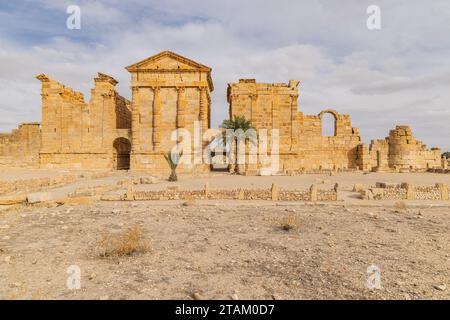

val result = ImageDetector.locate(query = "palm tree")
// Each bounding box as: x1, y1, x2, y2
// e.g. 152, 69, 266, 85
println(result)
218, 115, 256, 174
164, 150, 183, 181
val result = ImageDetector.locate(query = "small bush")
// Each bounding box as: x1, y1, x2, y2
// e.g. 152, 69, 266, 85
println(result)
279, 214, 301, 231
97, 225, 151, 258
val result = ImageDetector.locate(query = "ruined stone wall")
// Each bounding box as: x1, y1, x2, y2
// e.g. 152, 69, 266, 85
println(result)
0, 122, 41, 168
358, 125, 443, 172
388, 126, 441, 171
36, 73, 131, 169
298, 110, 361, 171
228, 79, 361, 173
126, 51, 213, 173
366, 139, 390, 172
363, 183, 449, 201
124, 185, 336, 201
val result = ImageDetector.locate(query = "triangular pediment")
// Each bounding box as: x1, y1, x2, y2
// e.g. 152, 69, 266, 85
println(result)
126, 51, 212, 72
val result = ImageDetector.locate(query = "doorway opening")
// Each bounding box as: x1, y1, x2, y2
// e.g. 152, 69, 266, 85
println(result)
113, 137, 131, 170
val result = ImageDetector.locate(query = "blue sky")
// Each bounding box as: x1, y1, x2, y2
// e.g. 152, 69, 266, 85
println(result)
1, 0, 449, 150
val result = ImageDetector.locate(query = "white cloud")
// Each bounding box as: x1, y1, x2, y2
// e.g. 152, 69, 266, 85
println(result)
0, 0, 449, 151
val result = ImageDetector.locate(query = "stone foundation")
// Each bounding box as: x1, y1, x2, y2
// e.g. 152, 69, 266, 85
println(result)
363, 183, 450, 201
122, 184, 336, 201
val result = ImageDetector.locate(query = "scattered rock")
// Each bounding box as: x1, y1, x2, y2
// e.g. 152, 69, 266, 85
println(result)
231, 293, 239, 300
140, 176, 158, 184
193, 293, 203, 300
182, 200, 196, 206
434, 284, 446, 291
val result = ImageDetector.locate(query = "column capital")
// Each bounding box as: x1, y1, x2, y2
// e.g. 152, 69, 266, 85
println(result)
176, 86, 186, 93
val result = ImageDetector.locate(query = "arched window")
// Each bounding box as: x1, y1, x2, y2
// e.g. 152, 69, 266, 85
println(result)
321, 112, 336, 136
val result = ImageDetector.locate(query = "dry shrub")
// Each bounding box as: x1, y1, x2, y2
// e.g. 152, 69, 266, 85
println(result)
394, 201, 407, 211
97, 225, 151, 258
279, 214, 301, 231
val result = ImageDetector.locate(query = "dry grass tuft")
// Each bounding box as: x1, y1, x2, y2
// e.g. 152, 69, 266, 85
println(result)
394, 201, 407, 211
97, 225, 151, 258
279, 214, 301, 231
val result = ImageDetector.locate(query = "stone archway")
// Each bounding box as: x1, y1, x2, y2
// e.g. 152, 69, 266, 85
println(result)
113, 137, 131, 170
318, 109, 339, 137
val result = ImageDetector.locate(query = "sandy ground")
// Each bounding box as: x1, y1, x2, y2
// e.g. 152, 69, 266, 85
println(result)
0, 199, 449, 300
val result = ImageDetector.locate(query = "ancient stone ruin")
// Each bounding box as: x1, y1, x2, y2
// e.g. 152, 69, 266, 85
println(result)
0, 50, 447, 173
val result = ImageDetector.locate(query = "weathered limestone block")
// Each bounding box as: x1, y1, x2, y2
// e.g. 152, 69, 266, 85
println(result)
27, 192, 54, 204
271, 183, 279, 201
309, 184, 318, 201
404, 183, 416, 200
140, 176, 158, 184
436, 183, 449, 200
204, 182, 210, 197
0, 195, 27, 205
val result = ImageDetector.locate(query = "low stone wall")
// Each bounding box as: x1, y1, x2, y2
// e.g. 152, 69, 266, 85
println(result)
363, 183, 449, 201
427, 168, 450, 174
123, 183, 336, 202
0, 175, 78, 195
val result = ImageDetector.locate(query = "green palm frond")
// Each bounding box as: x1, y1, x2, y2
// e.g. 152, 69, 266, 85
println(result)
218, 115, 257, 145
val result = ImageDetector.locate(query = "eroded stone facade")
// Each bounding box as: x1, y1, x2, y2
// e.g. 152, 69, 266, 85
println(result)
0, 50, 446, 173
228, 79, 362, 173
126, 51, 213, 172
36, 72, 132, 169
0, 122, 40, 167
357, 125, 442, 172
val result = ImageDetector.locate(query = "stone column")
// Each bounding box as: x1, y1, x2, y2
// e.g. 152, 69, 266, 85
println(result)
271, 89, 279, 153
250, 93, 257, 121
152, 86, 161, 150
176, 86, 186, 128
199, 87, 208, 134
131, 86, 140, 152
290, 93, 299, 150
